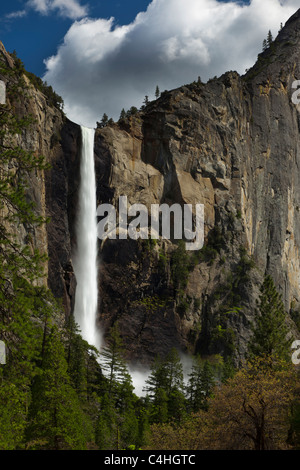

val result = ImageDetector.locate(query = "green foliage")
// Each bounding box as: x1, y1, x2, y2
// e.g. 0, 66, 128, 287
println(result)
177, 298, 189, 317
262, 39, 268, 52
151, 387, 169, 425
97, 113, 114, 128
267, 30, 273, 47
210, 324, 236, 356
95, 322, 145, 450
128, 106, 139, 116
98, 112, 109, 128
157, 246, 168, 275
95, 393, 118, 449
248, 275, 292, 361
32, 77, 64, 111
289, 400, 300, 449
9, 50, 63, 111
134, 295, 168, 312
186, 356, 216, 412
143, 95, 150, 107
144, 348, 187, 424
190, 226, 225, 267
170, 240, 190, 295
63, 314, 101, 404
117, 106, 140, 129
99, 322, 131, 397
119, 108, 127, 122
26, 327, 89, 450
0, 376, 28, 449
201, 247, 255, 358
9, 54, 64, 111
290, 308, 300, 332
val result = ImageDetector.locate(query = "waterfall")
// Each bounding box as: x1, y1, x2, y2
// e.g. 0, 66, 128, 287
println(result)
73, 126, 100, 350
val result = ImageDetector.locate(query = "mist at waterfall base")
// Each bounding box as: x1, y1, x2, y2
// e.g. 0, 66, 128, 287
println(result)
129, 354, 194, 397
72, 126, 194, 397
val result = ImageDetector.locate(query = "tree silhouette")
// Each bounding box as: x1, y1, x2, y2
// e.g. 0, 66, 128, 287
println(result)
267, 30, 273, 47
248, 275, 292, 361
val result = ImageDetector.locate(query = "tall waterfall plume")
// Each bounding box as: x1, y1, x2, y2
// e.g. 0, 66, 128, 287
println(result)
73, 126, 100, 350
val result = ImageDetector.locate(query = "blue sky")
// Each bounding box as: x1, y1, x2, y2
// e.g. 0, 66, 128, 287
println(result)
0, 0, 250, 76
0, 0, 298, 126
0, 0, 152, 75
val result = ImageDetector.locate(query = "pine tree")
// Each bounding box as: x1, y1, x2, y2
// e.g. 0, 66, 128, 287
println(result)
171, 239, 190, 296
267, 30, 273, 47
262, 39, 268, 52
164, 348, 185, 395
96, 323, 141, 449
168, 388, 187, 423
26, 326, 88, 450
289, 400, 300, 449
119, 108, 127, 122
187, 357, 215, 412
144, 355, 169, 399
95, 392, 118, 449
99, 322, 130, 398
0, 373, 28, 449
144, 348, 186, 423
97, 113, 109, 128
136, 403, 151, 449
127, 106, 138, 117
248, 275, 292, 361
151, 387, 169, 424
155, 85, 160, 99
117, 383, 139, 449
64, 314, 88, 400
144, 349, 185, 397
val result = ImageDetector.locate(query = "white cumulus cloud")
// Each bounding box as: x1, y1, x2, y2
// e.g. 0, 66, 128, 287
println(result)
6, 0, 88, 21
28, 0, 88, 19
43, 0, 299, 127
5, 10, 27, 19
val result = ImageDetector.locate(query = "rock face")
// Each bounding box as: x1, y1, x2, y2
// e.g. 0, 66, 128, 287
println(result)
0, 42, 81, 317
93, 9, 300, 364
45, 118, 81, 315
2, 9, 300, 366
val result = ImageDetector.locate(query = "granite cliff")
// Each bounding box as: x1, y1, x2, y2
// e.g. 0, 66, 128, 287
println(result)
1, 8, 300, 366
94, 9, 300, 364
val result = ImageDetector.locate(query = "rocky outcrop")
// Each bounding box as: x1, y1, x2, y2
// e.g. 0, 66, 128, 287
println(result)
0, 43, 81, 316
94, 9, 300, 364
45, 118, 81, 315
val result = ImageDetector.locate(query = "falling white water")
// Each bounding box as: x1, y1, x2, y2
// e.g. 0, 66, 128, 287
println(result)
73, 126, 100, 350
